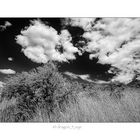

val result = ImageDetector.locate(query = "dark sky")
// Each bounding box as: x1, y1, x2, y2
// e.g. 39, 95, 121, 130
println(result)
0, 18, 113, 82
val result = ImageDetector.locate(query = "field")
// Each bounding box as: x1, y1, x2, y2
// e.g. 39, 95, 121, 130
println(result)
0, 62, 140, 122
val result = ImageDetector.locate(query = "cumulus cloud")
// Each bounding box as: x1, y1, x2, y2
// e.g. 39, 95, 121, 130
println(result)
79, 18, 140, 84
63, 17, 140, 84
0, 21, 12, 31
16, 20, 79, 63
16, 18, 140, 84
0, 69, 16, 74
59, 30, 80, 60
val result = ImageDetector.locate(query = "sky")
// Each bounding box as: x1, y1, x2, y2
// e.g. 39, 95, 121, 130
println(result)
1, 18, 140, 84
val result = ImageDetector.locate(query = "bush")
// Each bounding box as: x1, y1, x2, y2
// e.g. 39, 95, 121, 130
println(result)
0, 62, 76, 122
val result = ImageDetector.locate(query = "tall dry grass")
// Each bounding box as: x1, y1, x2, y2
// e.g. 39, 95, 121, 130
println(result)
0, 62, 140, 122
16, 86, 140, 122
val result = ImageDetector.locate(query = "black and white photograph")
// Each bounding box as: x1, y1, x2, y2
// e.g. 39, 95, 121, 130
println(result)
0, 17, 140, 122
1, 0, 140, 140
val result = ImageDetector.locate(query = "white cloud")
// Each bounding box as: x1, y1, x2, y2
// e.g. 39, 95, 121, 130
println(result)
81, 18, 140, 84
16, 20, 79, 63
0, 21, 12, 31
78, 74, 93, 82
63, 18, 96, 31
0, 69, 16, 74
64, 71, 110, 84
94, 80, 110, 84
16, 18, 140, 84
5, 21, 12, 27
64, 71, 93, 82
8, 57, 13, 61
64, 71, 79, 79
59, 30, 80, 60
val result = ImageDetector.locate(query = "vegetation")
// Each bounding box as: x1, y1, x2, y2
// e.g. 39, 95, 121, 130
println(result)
0, 62, 140, 122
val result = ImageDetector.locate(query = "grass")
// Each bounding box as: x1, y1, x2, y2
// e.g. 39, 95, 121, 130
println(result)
0, 63, 140, 122
54, 87, 140, 122
1, 83, 140, 122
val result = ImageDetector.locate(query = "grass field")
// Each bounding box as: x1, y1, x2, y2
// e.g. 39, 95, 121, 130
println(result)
1, 82, 140, 122
0, 63, 140, 122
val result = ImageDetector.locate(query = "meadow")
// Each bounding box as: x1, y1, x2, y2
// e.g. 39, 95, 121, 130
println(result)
0, 62, 140, 122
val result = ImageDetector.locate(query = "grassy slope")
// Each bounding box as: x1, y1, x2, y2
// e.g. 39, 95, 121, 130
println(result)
0, 64, 140, 122
62, 85, 140, 122
1, 82, 140, 122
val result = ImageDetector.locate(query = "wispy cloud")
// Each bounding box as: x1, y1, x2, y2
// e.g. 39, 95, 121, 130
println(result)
64, 71, 93, 82
64, 71, 110, 84
16, 20, 79, 63
64, 71, 79, 79
0, 69, 16, 74
78, 74, 94, 82
0, 21, 12, 31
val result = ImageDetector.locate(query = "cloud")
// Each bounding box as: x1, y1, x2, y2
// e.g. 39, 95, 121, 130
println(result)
64, 71, 110, 84
64, 71, 79, 79
0, 21, 12, 31
63, 18, 96, 31
78, 74, 93, 82
5, 21, 12, 27
79, 18, 140, 84
16, 18, 140, 84
94, 80, 110, 84
64, 71, 93, 82
8, 57, 13, 61
59, 30, 80, 60
16, 20, 79, 63
0, 69, 16, 74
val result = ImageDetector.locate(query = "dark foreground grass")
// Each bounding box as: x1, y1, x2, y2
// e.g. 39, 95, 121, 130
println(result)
0, 62, 140, 122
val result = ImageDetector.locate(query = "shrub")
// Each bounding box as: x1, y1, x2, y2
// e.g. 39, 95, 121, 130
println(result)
0, 62, 76, 122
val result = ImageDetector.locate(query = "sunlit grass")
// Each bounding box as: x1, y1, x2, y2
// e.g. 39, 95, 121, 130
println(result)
0, 63, 140, 122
